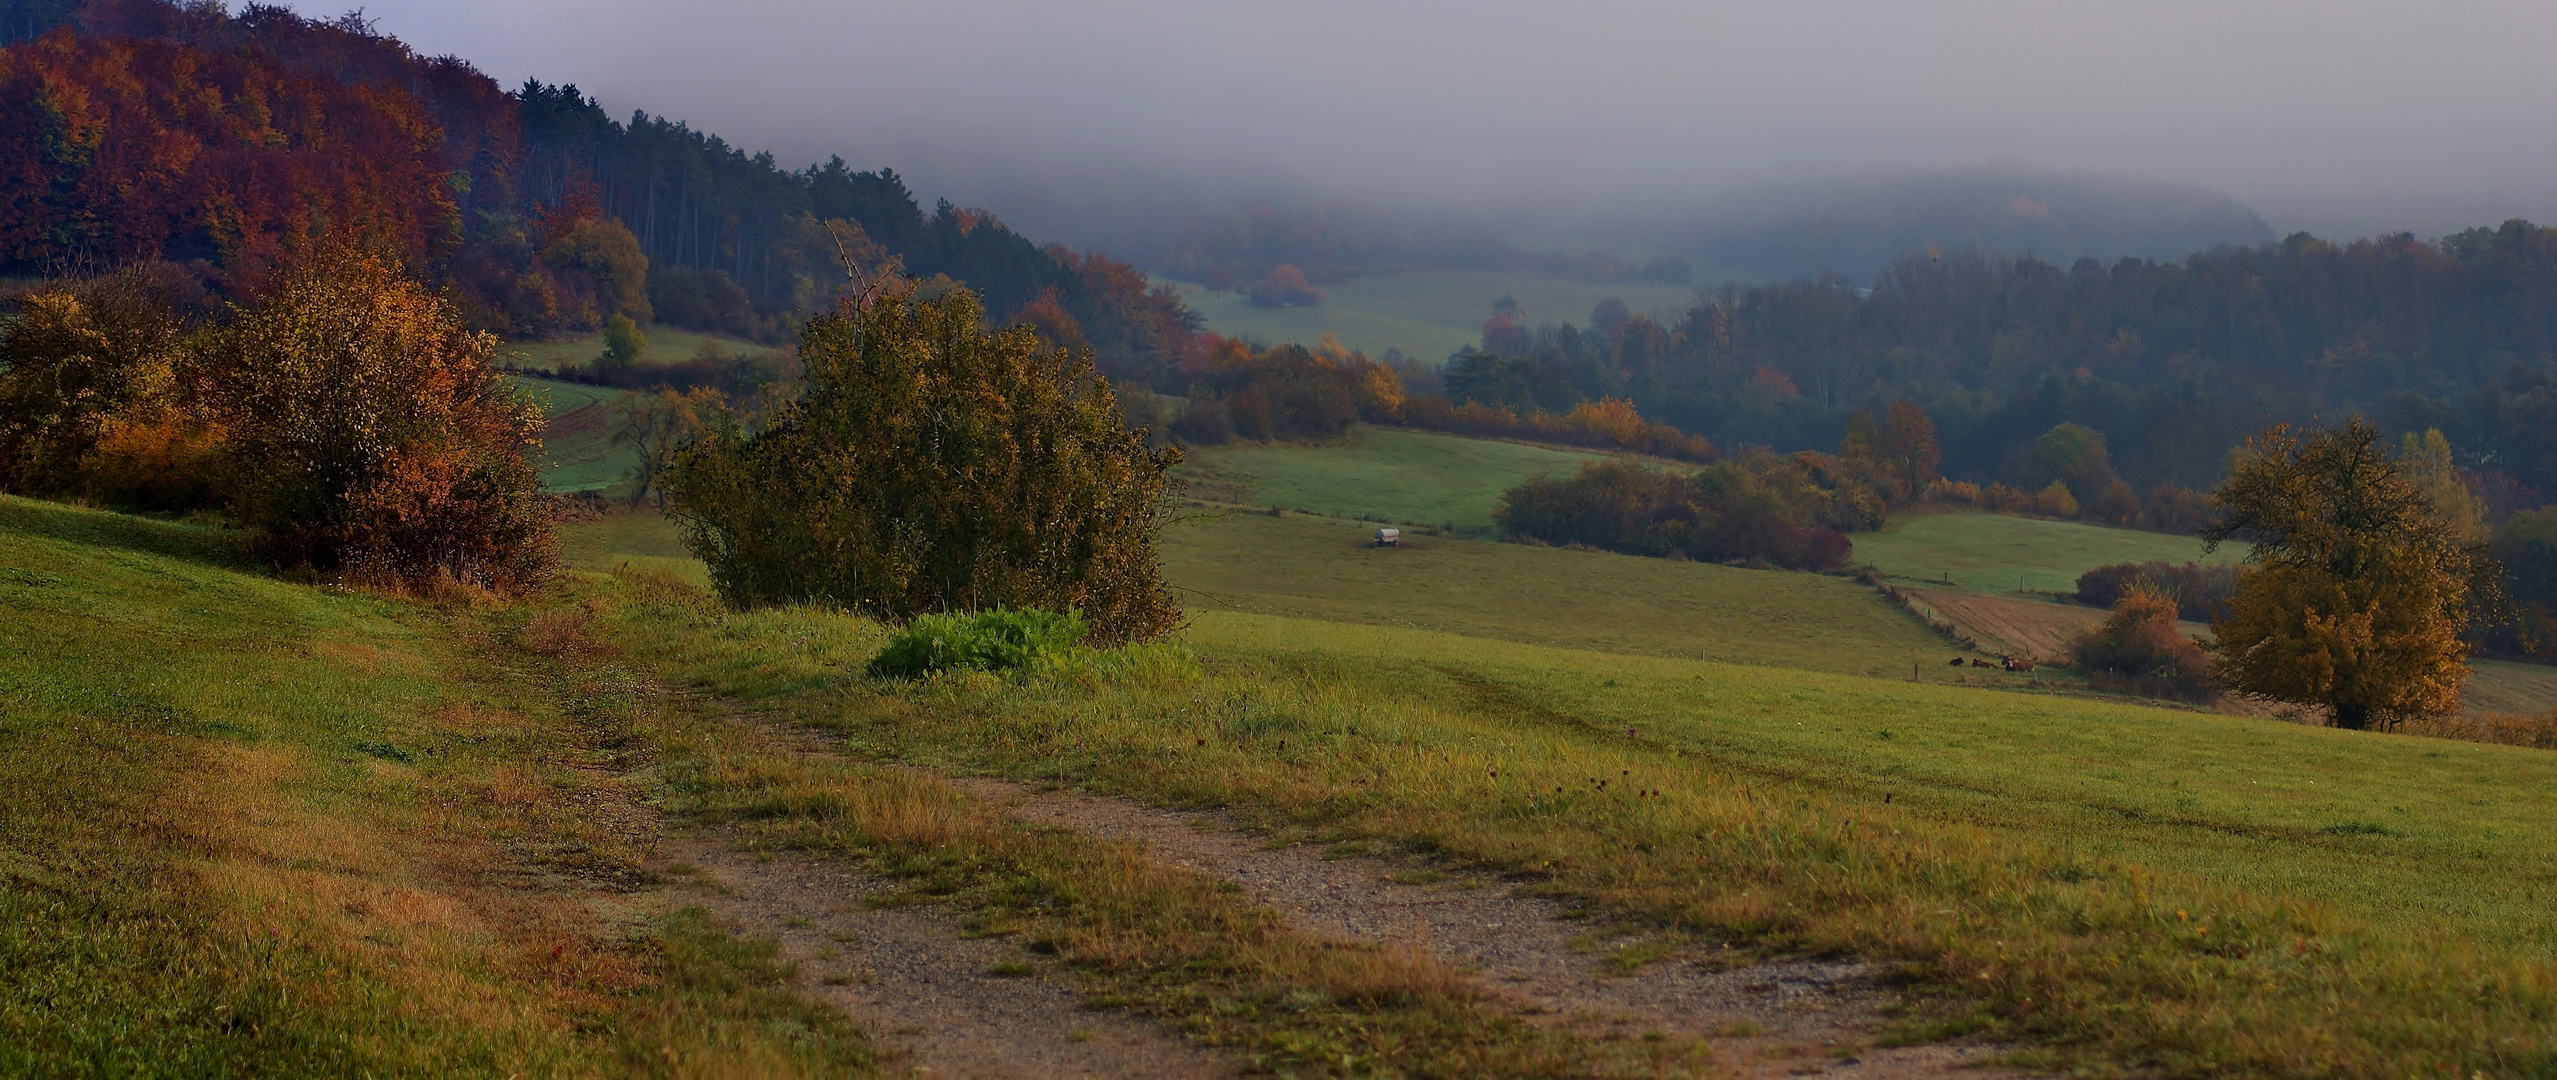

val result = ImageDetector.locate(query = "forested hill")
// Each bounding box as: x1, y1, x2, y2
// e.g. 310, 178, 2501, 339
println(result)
1453, 225, 2557, 503
0, 0, 1198, 382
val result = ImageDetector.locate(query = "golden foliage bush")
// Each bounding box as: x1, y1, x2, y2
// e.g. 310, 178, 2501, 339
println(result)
202, 247, 553, 590
0, 270, 196, 499
2069, 584, 2217, 702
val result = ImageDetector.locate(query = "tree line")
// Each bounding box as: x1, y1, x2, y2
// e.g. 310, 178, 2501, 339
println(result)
1442, 226, 2557, 531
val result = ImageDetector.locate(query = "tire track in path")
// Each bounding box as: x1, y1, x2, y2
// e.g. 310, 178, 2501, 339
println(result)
954, 777, 2024, 1080
671, 702, 2027, 1079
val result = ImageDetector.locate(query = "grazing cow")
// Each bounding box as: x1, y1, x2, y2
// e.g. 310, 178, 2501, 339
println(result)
2002, 655, 2036, 672
1970, 658, 1998, 669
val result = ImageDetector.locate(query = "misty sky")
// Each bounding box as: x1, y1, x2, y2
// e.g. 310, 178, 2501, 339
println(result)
330, 0, 2555, 241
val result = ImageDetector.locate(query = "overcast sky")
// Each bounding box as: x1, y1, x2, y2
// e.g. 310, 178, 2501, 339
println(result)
328, 0, 2556, 241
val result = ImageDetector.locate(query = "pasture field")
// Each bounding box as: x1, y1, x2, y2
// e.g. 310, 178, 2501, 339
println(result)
1161, 509, 1981, 682
496, 325, 777, 373
562, 506, 2003, 684
569, 503, 2557, 719
510, 374, 636, 494
1173, 270, 1701, 362
558, 503, 707, 586
1178, 426, 1604, 531
1853, 510, 2243, 596
0, 496, 871, 1076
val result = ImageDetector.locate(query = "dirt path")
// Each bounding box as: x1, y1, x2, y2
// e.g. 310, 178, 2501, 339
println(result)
658, 705, 2022, 1078
952, 777, 2016, 1080
664, 835, 1235, 1080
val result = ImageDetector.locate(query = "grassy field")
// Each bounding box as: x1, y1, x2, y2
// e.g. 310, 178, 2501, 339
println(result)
585, 556, 2557, 1075
1163, 510, 1983, 682
563, 506, 1990, 684
508, 375, 636, 495
1853, 510, 2245, 596
1173, 270, 1701, 362
558, 504, 705, 586
1179, 426, 1605, 531
497, 326, 777, 373
17, 480, 2557, 1074
0, 496, 871, 1076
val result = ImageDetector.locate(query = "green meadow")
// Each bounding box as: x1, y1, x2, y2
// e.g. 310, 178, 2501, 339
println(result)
496, 325, 777, 373
1178, 426, 1604, 530
0, 496, 870, 1076
510, 374, 636, 494
1173, 270, 1701, 363
12, 465, 2557, 1072
20, 409, 2557, 1075
1162, 510, 1964, 680
1853, 511, 2245, 596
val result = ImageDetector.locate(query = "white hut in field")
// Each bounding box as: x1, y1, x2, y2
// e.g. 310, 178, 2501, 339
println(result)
1374, 528, 1400, 548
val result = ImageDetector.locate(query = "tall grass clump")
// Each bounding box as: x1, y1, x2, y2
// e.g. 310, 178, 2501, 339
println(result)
867, 608, 1089, 678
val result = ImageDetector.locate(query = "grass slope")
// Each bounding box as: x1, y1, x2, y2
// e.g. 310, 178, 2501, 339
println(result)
1853, 511, 2242, 596
0, 496, 870, 1076
558, 505, 706, 586
511, 375, 636, 494
1179, 426, 1604, 531
1163, 510, 1969, 682
503, 326, 781, 496
1174, 271, 1700, 362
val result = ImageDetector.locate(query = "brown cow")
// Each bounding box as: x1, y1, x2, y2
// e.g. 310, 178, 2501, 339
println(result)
2002, 656, 2036, 672
1970, 658, 1998, 669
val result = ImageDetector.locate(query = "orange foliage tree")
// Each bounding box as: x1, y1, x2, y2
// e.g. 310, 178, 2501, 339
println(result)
0, 268, 200, 501
2205, 419, 2488, 729
0, 29, 459, 284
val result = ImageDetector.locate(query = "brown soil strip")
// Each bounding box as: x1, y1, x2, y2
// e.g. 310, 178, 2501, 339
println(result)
954, 777, 2023, 1079
665, 834, 1237, 1080
1902, 588, 2103, 663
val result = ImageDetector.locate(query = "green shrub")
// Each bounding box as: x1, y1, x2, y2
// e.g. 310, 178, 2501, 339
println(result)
665, 283, 1183, 644
867, 608, 1089, 678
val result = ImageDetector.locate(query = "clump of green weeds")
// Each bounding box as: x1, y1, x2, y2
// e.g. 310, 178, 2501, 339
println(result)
867, 608, 1090, 678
